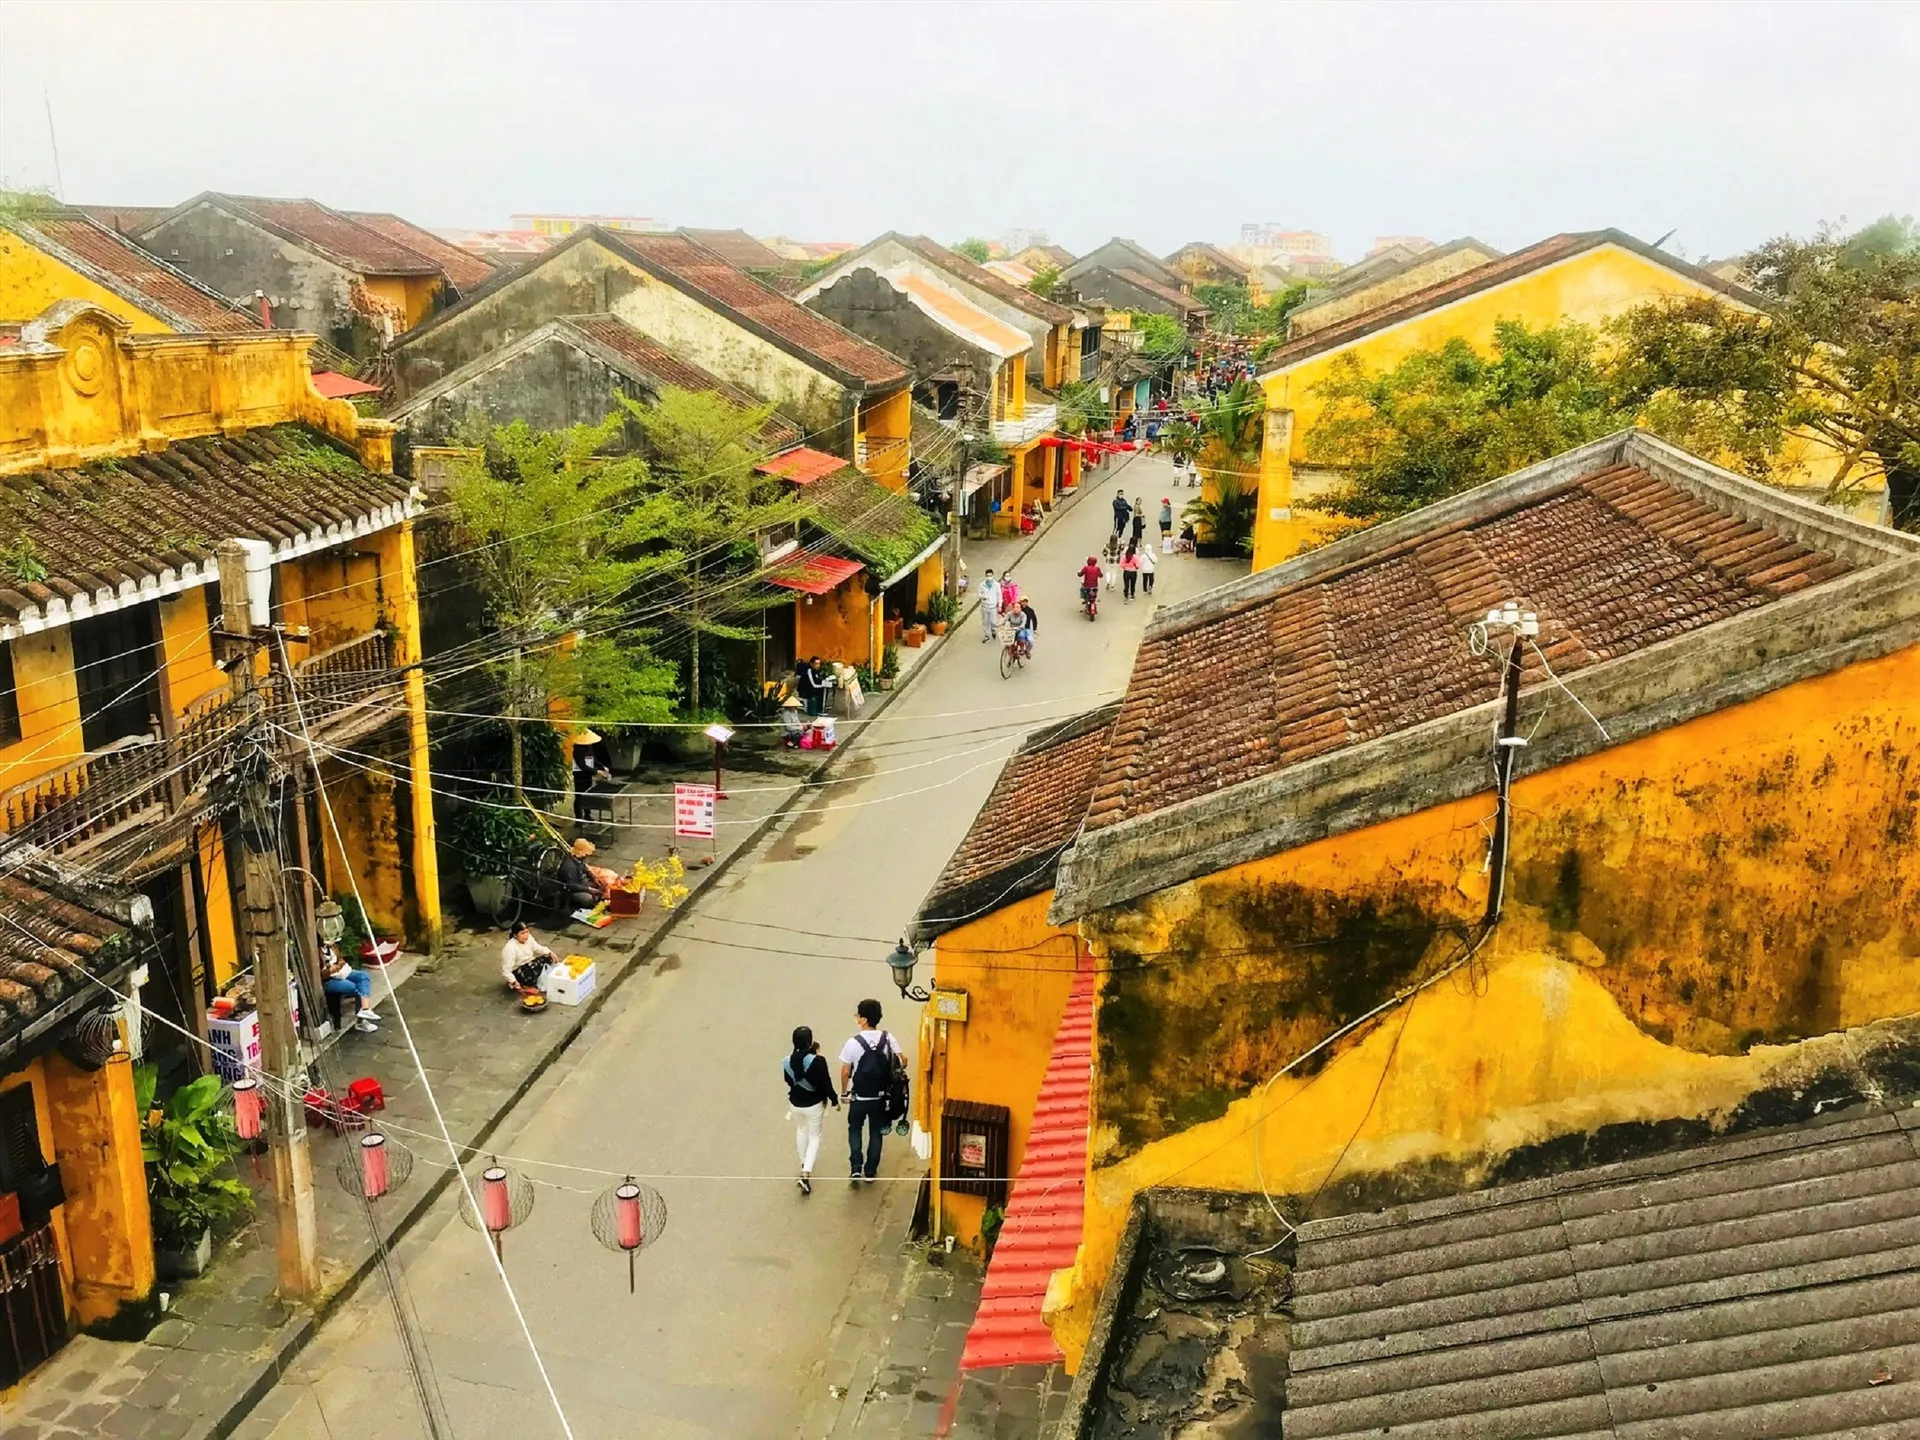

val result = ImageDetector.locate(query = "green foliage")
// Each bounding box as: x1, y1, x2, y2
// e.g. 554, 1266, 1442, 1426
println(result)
798, 252, 846, 282
0, 184, 56, 224
135, 1066, 254, 1251
1199, 279, 1316, 338
2, 535, 48, 585
923, 589, 959, 625
1304, 321, 1628, 519
441, 803, 538, 877
622, 387, 800, 711
953, 238, 992, 264
1182, 480, 1258, 556
1611, 215, 1920, 520
1196, 378, 1265, 486
1162, 419, 1199, 465
1027, 267, 1062, 300
331, 893, 373, 953
881, 641, 902, 678
1054, 379, 1111, 437
1128, 311, 1188, 364
435, 717, 567, 801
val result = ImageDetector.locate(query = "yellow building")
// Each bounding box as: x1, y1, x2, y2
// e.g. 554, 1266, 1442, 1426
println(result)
0, 302, 438, 1078
908, 429, 1920, 1372
1, 210, 262, 335
1163, 242, 1250, 289
1250, 229, 1764, 569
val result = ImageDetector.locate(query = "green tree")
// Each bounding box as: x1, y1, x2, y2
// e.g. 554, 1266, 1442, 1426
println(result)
1055, 379, 1111, 436
622, 387, 804, 712
1196, 377, 1265, 485
1128, 311, 1188, 366
1197, 280, 1256, 333
1027, 266, 1062, 300
953, 238, 992, 264
0, 183, 56, 223
1303, 321, 1628, 519
446, 418, 679, 798
1610, 216, 1920, 525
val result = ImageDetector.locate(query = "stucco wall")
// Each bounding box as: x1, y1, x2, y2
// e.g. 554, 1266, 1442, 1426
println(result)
806, 270, 999, 410
0, 231, 176, 332
140, 205, 356, 347
1289, 246, 1500, 337
401, 335, 642, 447
794, 577, 876, 669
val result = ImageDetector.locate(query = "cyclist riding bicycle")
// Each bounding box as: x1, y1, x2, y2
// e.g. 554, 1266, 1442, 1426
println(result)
1008, 598, 1037, 657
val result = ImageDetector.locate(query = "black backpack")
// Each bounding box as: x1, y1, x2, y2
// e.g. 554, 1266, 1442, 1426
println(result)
851, 1033, 893, 1097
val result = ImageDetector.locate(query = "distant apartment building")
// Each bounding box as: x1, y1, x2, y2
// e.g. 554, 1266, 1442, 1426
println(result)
999, 227, 1050, 257
1239, 224, 1334, 258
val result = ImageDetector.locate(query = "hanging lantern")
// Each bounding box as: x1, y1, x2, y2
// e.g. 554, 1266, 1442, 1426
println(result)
335, 1131, 414, 1201
589, 1177, 669, 1293
232, 1078, 264, 1143
459, 1160, 534, 1259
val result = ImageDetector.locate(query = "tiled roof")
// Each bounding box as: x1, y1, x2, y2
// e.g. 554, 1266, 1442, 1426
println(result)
915, 707, 1116, 939
9, 215, 261, 332
889, 234, 1074, 325
1284, 1107, 1920, 1439
1083, 448, 1858, 835
1027, 244, 1075, 271
186, 195, 441, 276
677, 228, 789, 272
961, 962, 1095, 1370
758, 446, 846, 486
612, 231, 910, 389
78, 205, 168, 236
0, 425, 414, 631
344, 211, 497, 290
0, 865, 142, 1064
892, 272, 1032, 357
765, 548, 863, 596
1263, 229, 1758, 374
1116, 267, 1207, 314
564, 315, 802, 449
804, 465, 941, 578
1166, 241, 1250, 279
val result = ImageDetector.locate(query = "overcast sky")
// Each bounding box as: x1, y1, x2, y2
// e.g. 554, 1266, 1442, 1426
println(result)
2, 0, 1914, 262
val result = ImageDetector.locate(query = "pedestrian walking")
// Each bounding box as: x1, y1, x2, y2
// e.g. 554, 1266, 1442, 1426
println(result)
1111, 490, 1132, 545
1130, 498, 1146, 550
783, 1025, 839, 1195
979, 569, 1002, 643
1121, 544, 1140, 601
1139, 543, 1157, 595
839, 999, 901, 1183
1159, 497, 1174, 544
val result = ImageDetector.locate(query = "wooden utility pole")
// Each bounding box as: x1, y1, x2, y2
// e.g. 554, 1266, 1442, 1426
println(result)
218, 540, 321, 1302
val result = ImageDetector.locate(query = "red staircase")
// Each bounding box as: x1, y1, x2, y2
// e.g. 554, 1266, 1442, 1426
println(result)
959, 965, 1095, 1369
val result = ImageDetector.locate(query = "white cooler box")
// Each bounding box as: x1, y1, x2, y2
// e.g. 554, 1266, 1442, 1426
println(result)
542, 956, 597, 1007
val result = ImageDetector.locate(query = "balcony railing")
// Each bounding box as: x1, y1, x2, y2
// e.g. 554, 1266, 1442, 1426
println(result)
990, 404, 1059, 449
0, 630, 403, 866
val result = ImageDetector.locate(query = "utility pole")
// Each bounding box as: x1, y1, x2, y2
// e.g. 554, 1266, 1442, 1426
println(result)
219, 539, 321, 1302
945, 358, 978, 601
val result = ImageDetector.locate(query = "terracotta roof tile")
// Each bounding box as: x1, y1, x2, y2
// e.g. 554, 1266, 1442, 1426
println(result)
1263, 230, 1758, 373
765, 548, 862, 595
758, 447, 845, 486
0, 425, 413, 629
1085, 458, 1856, 833
917, 708, 1117, 935
215, 196, 442, 276
612, 232, 910, 389
0, 868, 138, 1063
676, 228, 789, 272
344, 211, 497, 290
78, 205, 168, 236
890, 234, 1074, 325
16, 216, 261, 332
564, 315, 801, 449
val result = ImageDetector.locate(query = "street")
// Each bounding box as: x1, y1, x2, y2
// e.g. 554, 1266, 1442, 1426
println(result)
236, 454, 1238, 1440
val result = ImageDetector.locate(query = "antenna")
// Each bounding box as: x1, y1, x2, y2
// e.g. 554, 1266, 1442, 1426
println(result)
43, 90, 66, 201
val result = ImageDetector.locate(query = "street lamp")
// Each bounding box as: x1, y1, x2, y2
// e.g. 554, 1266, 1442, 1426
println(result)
704, 722, 734, 800
314, 899, 345, 946
887, 939, 931, 1002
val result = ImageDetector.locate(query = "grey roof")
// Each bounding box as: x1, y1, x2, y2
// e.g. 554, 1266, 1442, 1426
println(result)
1284, 1107, 1920, 1439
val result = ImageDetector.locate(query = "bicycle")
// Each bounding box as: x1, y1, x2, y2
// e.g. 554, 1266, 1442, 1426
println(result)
998, 626, 1030, 679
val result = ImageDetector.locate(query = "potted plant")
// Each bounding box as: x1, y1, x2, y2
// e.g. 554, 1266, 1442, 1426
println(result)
443, 805, 537, 918
924, 591, 957, 637
878, 642, 901, 690
605, 727, 645, 774
136, 1065, 254, 1279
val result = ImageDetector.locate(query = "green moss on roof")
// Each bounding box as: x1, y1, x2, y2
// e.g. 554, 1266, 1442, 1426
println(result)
805, 465, 941, 577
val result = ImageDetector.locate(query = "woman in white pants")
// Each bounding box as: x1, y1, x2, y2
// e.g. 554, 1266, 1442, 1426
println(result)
783, 1026, 840, 1195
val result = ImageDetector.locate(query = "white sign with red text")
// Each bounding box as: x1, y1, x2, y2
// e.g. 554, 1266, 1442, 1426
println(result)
673, 783, 717, 839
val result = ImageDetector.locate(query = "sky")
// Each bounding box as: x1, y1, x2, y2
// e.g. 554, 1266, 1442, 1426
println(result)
1, 0, 1915, 264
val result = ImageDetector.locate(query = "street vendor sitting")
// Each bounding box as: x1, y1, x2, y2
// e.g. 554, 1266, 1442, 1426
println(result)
558, 838, 609, 909
780, 693, 807, 747
501, 921, 556, 995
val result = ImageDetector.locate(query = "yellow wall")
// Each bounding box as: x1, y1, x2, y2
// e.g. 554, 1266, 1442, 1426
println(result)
1251, 244, 1739, 570
0, 629, 83, 791
197, 824, 243, 986
927, 894, 1082, 1250
359, 274, 445, 333
858, 389, 912, 490
0, 1063, 76, 1323
44, 1047, 154, 1325
795, 579, 875, 668
0, 231, 177, 333
1047, 641, 1920, 1366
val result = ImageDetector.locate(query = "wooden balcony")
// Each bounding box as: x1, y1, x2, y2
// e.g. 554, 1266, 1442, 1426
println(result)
0, 629, 406, 877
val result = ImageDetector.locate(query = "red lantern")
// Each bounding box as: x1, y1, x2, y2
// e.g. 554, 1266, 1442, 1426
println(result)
460, 1161, 534, 1261
361, 1135, 390, 1200
232, 1078, 263, 1142
482, 1167, 511, 1232
590, 1177, 669, 1293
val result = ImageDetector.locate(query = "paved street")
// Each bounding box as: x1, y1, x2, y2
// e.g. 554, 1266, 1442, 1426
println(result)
237, 454, 1238, 1440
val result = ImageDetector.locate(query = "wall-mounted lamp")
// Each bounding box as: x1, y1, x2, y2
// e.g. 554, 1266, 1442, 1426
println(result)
887, 939, 931, 1002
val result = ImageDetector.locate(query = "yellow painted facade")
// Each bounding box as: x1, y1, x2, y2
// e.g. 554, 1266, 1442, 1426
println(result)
1036, 641, 1920, 1366
0, 230, 175, 333
1251, 243, 1753, 570
794, 579, 878, 670
360, 272, 445, 333
856, 387, 912, 490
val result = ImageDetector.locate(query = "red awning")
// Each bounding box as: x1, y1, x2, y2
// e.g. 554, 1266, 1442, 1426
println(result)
311, 370, 382, 399
758, 446, 846, 486
765, 548, 864, 596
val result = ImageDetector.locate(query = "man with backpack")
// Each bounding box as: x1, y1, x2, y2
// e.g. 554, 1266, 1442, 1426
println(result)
839, 998, 904, 1184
